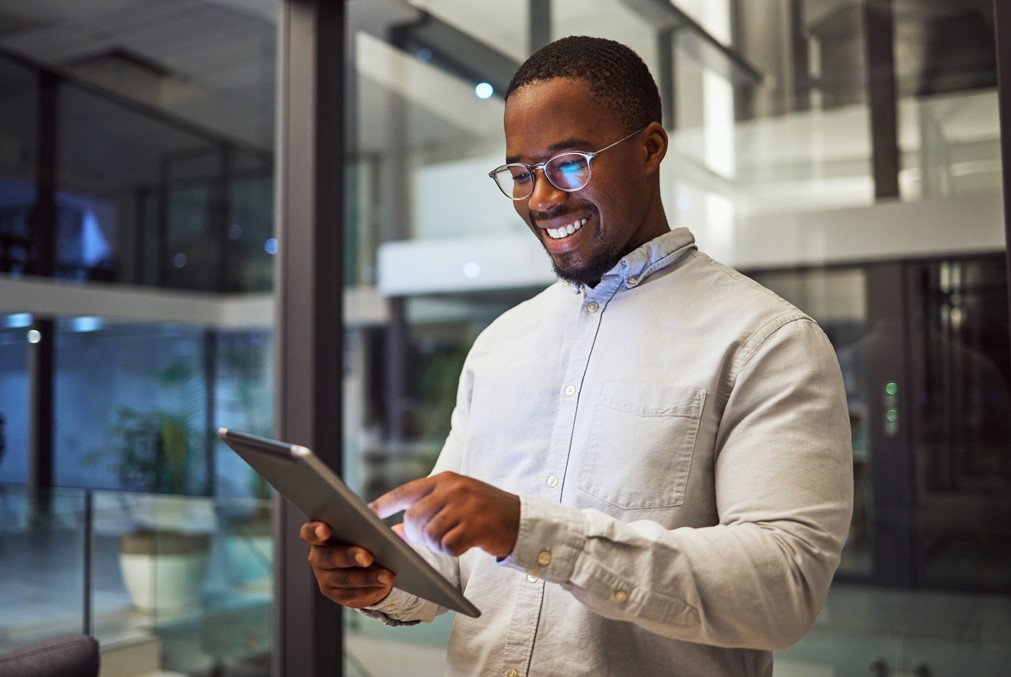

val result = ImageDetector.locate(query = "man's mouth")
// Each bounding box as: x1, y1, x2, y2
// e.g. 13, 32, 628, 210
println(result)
545, 217, 588, 240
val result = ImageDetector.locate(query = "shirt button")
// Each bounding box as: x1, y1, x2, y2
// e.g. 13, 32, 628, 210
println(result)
614, 589, 629, 603
546, 475, 559, 488
526, 573, 540, 583
537, 550, 552, 567
586, 301, 600, 313
628, 276, 639, 286
564, 385, 576, 396
506, 670, 520, 677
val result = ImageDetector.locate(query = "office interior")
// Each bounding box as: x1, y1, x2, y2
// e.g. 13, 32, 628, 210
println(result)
0, 0, 1008, 675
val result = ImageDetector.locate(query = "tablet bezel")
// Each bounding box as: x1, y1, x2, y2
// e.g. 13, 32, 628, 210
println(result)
217, 427, 480, 618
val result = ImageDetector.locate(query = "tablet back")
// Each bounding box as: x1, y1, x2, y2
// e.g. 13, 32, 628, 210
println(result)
218, 428, 480, 617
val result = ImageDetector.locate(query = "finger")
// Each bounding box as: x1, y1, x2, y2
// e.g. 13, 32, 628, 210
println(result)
299, 521, 331, 544
323, 585, 389, 607
437, 523, 471, 557
419, 509, 463, 555
369, 475, 439, 518
310, 544, 374, 569
315, 564, 393, 590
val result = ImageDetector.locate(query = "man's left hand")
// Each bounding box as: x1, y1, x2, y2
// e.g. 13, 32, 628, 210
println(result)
370, 471, 520, 559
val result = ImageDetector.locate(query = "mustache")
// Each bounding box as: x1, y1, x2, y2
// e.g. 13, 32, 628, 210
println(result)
530, 206, 596, 227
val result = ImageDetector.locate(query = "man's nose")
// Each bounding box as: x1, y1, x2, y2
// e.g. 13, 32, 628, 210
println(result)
527, 168, 568, 212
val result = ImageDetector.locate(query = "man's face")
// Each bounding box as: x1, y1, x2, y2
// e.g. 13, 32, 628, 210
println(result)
503, 77, 663, 286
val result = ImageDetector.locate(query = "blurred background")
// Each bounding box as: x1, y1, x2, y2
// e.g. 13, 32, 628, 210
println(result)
0, 0, 1007, 675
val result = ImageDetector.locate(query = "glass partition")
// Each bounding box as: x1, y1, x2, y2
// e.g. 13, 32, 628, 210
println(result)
343, 1, 1007, 675
0, 486, 89, 652
0, 487, 272, 672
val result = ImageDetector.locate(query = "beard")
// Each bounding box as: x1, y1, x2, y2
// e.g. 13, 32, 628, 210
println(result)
531, 205, 625, 288
546, 233, 624, 288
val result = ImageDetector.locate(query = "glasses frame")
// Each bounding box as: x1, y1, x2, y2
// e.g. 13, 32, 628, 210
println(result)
488, 126, 647, 200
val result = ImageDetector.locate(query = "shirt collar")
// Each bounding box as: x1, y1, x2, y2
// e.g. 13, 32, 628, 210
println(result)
575, 228, 697, 298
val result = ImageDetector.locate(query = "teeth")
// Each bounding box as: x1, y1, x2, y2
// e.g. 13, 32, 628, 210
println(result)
547, 217, 587, 240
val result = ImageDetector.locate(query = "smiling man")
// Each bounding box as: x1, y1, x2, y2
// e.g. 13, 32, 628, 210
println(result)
301, 36, 853, 676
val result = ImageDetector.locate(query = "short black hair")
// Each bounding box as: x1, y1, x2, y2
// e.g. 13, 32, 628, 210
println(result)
506, 35, 662, 134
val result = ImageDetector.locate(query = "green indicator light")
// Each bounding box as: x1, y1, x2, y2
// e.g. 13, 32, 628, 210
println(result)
886, 409, 899, 422
885, 382, 898, 396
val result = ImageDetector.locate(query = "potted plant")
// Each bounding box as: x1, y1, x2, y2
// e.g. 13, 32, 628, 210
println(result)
88, 362, 214, 614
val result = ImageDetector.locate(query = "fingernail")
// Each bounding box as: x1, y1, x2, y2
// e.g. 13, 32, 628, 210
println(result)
314, 525, 325, 540
354, 551, 369, 567
378, 572, 392, 585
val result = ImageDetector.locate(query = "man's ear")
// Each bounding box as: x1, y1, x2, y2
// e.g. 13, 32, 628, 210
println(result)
642, 121, 667, 176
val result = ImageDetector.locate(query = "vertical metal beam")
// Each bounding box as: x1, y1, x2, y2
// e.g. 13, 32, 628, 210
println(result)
379, 18, 411, 448
529, 0, 551, 54
215, 144, 232, 292
865, 263, 915, 587
32, 71, 57, 279
995, 0, 1011, 343
28, 70, 57, 493
275, 0, 345, 675
863, 0, 900, 200
27, 319, 54, 490
157, 158, 170, 287
658, 29, 676, 131
789, 0, 810, 113
203, 330, 217, 497
82, 490, 93, 636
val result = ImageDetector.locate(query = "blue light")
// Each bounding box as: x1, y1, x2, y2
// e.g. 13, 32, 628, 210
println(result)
264, 238, 279, 255
72, 316, 102, 333
475, 82, 494, 99
5, 313, 32, 328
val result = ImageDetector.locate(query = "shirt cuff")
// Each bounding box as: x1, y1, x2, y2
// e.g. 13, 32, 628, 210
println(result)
499, 494, 587, 585
357, 588, 424, 626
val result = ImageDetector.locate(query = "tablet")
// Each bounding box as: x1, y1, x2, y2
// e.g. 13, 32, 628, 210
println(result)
217, 427, 480, 618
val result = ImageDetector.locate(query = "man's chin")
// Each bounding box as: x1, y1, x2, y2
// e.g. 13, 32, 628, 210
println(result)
551, 260, 604, 288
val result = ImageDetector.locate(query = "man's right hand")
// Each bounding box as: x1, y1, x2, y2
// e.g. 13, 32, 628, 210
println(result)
299, 521, 395, 608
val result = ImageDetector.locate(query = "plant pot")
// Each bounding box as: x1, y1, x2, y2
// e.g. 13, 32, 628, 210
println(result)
119, 531, 211, 613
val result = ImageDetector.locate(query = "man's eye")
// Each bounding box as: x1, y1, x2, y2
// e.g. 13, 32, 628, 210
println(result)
510, 169, 532, 183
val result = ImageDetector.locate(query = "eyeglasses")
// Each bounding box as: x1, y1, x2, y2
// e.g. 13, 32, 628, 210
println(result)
488, 127, 646, 200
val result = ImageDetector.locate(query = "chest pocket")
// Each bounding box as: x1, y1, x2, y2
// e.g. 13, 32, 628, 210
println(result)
577, 381, 706, 510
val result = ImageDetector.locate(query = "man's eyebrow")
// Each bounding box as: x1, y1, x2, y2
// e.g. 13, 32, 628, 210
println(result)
505, 137, 595, 164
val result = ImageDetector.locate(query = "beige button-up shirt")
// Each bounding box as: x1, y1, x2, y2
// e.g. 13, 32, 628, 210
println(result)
364, 228, 853, 677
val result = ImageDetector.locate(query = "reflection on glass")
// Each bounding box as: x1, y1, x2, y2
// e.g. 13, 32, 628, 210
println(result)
0, 55, 38, 277
750, 267, 872, 576
215, 329, 274, 499
55, 322, 210, 494
87, 490, 272, 675
917, 257, 1011, 592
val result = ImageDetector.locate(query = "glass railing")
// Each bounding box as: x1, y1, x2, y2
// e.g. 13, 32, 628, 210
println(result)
0, 485, 273, 676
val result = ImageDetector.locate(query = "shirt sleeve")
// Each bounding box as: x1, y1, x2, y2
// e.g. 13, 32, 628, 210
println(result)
499, 318, 854, 650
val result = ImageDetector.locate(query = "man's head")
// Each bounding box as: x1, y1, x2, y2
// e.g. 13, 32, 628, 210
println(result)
498, 36, 669, 287
506, 36, 662, 137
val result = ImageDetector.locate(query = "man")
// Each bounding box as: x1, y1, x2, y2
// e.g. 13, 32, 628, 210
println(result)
301, 36, 853, 676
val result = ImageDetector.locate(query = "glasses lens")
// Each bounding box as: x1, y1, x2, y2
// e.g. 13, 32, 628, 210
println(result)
546, 154, 590, 191
492, 166, 531, 198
